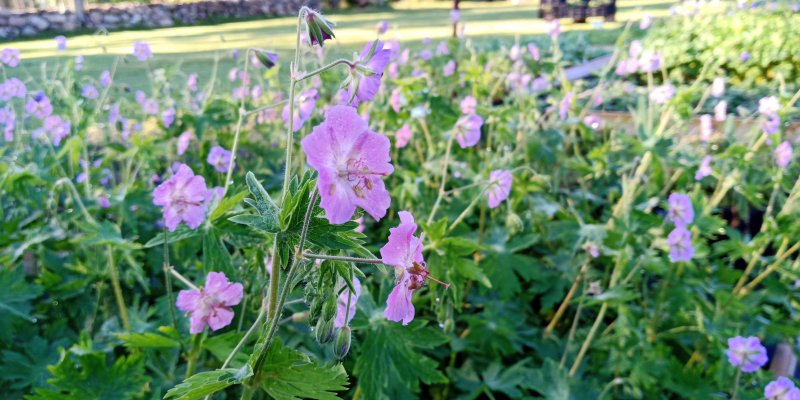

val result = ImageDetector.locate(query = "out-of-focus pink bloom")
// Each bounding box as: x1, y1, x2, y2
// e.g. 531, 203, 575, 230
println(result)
443, 59, 456, 76
450, 9, 460, 23
207, 145, 233, 173
700, 114, 712, 142
638, 50, 660, 73
142, 98, 159, 115
695, 155, 712, 181
711, 77, 725, 97
775, 141, 793, 168
395, 124, 412, 148
460, 96, 477, 114
132, 41, 152, 61
43, 115, 71, 146
82, 84, 99, 100
487, 169, 512, 208
390, 88, 406, 113
176, 272, 244, 334
528, 43, 540, 61
764, 377, 800, 400
97, 193, 111, 209
759, 96, 781, 116
301, 105, 393, 224
667, 227, 694, 262
509, 44, 521, 61
100, 70, 111, 88
376, 20, 389, 35
762, 113, 781, 135
282, 88, 318, 132
344, 39, 391, 105
54, 35, 67, 51
177, 131, 192, 155
453, 113, 483, 148
740, 51, 750, 61
559, 92, 573, 121
584, 114, 601, 131
547, 20, 561, 38
1, 48, 20, 67
649, 84, 675, 104
640, 14, 653, 29
668, 193, 694, 227
26, 92, 53, 120
436, 41, 450, 56
727, 336, 768, 373
629, 40, 643, 58
187, 73, 198, 92
714, 101, 727, 122
162, 108, 176, 128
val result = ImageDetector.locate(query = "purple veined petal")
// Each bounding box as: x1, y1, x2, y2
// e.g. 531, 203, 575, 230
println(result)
176, 289, 202, 312
189, 310, 208, 334
380, 211, 423, 269
384, 275, 415, 325
207, 307, 235, 331
487, 170, 512, 208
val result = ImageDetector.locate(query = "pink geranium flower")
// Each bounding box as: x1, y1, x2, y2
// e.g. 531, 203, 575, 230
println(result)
207, 145, 233, 173
153, 163, 209, 231
133, 41, 152, 61
487, 169, 512, 208
176, 272, 244, 334
177, 131, 193, 155
395, 124, 412, 148
727, 336, 768, 373
344, 39, 391, 104
454, 113, 483, 148
282, 89, 318, 132
381, 211, 448, 325
301, 105, 394, 224
460, 96, 477, 114
775, 141, 793, 168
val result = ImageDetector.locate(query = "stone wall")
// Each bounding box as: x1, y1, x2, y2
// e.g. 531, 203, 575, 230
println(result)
0, 0, 321, 39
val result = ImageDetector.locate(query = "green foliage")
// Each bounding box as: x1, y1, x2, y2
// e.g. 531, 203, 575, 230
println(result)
259, 339, 349, 400
164, 366, 253, 400
28, 341, 148, 400
353, 322, 448, 399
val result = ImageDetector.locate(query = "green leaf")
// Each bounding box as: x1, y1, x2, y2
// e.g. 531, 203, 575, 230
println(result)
260, 339, 349, 400
354, 323, 447, 399
455, 259, 492, 288
29, 348, 148, 400
211, 190, 247, 222
164, 365, 253, 400
0, 267, 42, 341
144, 225, 201, 248
243, 171, 280, 231
77, 221, 141, 250
0, 336, 58, 391
203, 228, 232, 273
115, 328, 180, 349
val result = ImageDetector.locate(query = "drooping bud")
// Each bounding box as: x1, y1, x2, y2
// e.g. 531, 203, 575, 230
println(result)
304, 9, 336, 47
505, 212, 523, 234
308, 297, 323, 325
315, 317, 335, 344
322, 295, 337, 321
254, 49, 279, 69
333, 326, 352, 360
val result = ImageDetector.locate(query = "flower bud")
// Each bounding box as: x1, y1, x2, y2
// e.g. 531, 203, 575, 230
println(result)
315, 317, 334, 344
443, 318, 455, 334
333, 326, 351, 360
322, 295, 337, 321
505, 212, 524, 234
304, 9, 336, 47
308, 297, 323, 325
254, 49, 278, 69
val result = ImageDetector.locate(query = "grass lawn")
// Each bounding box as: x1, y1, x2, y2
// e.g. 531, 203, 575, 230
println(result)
3, 0, 675, 88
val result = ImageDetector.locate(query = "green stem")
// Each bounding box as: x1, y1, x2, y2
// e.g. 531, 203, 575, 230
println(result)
303, 253, 383, 264
163, 226, 177, 330
295, 59, 354, 82
427, 132, 456, 225
106, 246, 131, 333
731, 367, 742, 400
222, 49, 252, 198
186, 333, 204, 378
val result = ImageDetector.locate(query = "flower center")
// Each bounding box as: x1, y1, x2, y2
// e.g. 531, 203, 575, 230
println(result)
339, 158, 386, 198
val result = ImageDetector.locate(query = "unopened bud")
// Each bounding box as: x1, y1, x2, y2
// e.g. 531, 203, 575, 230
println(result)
505, 212, 524, 234
315, 317, 334, 344
254, 49, 279, 69
333, 326, 352, 360
322, 296, 337, 321
309, 298, 322, 325
443, 318, 454, 334
304, 9, 336, 47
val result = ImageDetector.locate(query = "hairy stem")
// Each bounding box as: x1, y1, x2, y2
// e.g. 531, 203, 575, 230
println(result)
163, 226, 178, 330
106, 246, 131, 332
